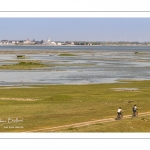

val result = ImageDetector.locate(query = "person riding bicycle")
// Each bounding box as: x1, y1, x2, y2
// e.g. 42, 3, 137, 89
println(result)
117, 107, 122, 118
132, 104, 138, 116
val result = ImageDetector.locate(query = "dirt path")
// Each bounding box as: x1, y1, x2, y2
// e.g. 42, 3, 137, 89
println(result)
26, 111, 150, 132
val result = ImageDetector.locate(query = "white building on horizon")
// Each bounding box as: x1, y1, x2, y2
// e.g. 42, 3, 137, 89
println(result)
47, 38, 51, 43
57, 42, 62, 45
24, 39, 31, 44
51, 41, 56, 45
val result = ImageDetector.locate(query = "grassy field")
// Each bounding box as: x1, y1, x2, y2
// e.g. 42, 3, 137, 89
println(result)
59, 116, 150, 132
0, 80, 150, 132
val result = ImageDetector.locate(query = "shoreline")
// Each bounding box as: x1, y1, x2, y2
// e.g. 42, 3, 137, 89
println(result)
0, 79, 148, 87
0, 45, 150, 47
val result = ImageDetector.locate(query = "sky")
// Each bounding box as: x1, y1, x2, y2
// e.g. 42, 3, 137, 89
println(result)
0, 18, 150, 42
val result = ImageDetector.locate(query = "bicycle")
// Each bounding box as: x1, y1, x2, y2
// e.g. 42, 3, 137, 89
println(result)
115, 113, 123, 120
131, 111, 138, 118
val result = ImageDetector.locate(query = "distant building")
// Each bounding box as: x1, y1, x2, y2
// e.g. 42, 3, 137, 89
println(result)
17, 40, 24, 45
88, 43, 92, 46
51, 41, 56, 45
64, 41, 75, 45
0, 40, 9, 45
34, 40, 43, 45
12, 41, 16, 44
30, 39, 36, 45
11, 40, 19, 45
57, 42, 62, 46
47, 38, 51, 43
24, 39, 31, 44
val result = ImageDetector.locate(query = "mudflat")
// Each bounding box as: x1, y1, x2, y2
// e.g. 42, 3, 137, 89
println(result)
0, 49, 150, 86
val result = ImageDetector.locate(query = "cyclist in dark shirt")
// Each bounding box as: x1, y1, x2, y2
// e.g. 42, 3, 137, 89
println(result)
132, 104, 138, 117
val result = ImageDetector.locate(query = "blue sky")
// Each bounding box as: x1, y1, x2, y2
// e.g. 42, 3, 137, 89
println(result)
0, 18, 150, 42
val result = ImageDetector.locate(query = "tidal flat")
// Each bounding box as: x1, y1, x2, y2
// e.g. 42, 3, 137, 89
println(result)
0, 49, 150, 86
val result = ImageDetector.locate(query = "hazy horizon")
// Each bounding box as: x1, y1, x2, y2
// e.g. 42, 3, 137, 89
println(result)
0, 18, 150, 42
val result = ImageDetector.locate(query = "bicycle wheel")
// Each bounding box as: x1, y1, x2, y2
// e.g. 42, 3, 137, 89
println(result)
120, 115, 123, 120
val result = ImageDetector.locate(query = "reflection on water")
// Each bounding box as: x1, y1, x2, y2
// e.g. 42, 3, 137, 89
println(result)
0, 46, 150, 86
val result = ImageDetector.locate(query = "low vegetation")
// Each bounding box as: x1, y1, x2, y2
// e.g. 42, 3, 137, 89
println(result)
58, 53, 78, 56
0, 61, 46, 70
0, 80, 150, 132
60, 116, 150, 132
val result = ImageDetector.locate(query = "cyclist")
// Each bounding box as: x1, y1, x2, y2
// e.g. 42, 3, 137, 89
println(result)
117, 107, 122, 119
132, 104, 138, 117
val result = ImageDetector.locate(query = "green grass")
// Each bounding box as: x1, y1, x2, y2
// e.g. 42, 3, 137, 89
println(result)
0, 61, 46, 70
60, 116, 150, 132
0, 80, 150, 132
59, 53, 78, 56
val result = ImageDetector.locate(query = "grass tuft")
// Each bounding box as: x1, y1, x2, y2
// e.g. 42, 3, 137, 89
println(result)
0, 61, 46, 70
59, 53, 78, 56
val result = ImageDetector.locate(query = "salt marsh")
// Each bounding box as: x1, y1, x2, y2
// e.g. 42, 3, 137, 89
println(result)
0, 46, 150, 86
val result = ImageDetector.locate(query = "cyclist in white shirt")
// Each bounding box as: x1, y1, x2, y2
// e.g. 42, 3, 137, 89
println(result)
132, 104, 138, 116
117, 107, 122, 116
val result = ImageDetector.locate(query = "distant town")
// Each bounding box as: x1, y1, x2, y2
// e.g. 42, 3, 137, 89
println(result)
1, 38, 150, 46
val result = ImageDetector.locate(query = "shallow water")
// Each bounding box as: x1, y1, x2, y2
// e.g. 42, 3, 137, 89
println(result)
0, 45, 150, 51
0, 46, 150, 86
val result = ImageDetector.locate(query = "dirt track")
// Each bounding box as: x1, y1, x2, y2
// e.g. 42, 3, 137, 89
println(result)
26, 111, 150, 132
